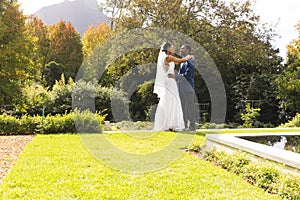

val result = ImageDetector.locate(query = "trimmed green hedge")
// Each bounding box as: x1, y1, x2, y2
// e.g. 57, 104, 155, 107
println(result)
0, 110, 105, 135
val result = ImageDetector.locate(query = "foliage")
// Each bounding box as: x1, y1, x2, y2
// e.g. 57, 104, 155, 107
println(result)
243, 162, 280, 192
25, 15, 50, 82
0, 1, 34, 106
22, 76, 129, 120
276, 21, 300, 120
277, 175, 300, 200
49, 74, 74, 114
0, 114, 41, 135
101, 0, 282, 124
241, 103, 261, 128
22, 83, 51, 116
95, 86, 130, 121
130, 81, 158, 121
101, 48, 158, 88
82, 22, 114, 57
204, 149, 300, 199
279, 113, 300, 128
0, 134, 279, 199
45, 20, 83, 87
42, 61, 65, 88
23, 75, 73, 116
72, 80, 130, 121
25, 17, 83, 88
112, 0, 282, 76
276, 66, 300, 120
233, 73, 280, 125
204, 150, 250, 174
0, 110, 105, 135
114, 120, 153, 130
38, 112, 75, 134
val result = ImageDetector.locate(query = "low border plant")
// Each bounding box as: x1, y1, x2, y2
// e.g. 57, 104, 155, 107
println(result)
189, 144, 300, 200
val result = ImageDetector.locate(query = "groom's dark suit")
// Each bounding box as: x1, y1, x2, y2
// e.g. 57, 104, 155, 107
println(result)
177, 58, 197, 130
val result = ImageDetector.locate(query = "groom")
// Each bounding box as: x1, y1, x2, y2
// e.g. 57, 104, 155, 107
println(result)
177, 44, 196, 130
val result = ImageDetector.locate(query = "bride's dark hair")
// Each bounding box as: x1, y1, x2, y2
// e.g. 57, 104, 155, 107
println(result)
162, 42, 172, 52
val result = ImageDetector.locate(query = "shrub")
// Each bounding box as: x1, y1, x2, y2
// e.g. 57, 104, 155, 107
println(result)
23, 84, 51, 116
19, 115, 42, 134
0, 110, 106, 135
73, 109, 106, 133
73, 81, 130, 122
241, 103, 261, 128
243, 162, 280, 192
279, 113, 300, 127
95, 87, 130, 122
0, 115, 19, 135
38, 113, 75, 134
204, 150, 250, 174
277, 175, 300, 199
204, 149, 300, 199
114, 121, 153, 130
48, 75, 74, 115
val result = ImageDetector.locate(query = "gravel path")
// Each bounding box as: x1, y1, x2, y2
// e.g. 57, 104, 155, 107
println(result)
0, 135, 35, 184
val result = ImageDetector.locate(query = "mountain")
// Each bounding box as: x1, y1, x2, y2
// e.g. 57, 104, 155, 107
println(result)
35, 0, 110, 35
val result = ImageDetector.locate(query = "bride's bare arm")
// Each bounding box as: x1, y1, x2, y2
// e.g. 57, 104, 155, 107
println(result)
166, 55, 194, 64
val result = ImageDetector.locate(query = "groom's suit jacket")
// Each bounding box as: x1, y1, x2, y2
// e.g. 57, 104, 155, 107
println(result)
177, 59, 195, 93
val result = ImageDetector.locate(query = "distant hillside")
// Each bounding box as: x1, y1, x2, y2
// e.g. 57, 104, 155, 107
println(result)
35, 0, 110, 35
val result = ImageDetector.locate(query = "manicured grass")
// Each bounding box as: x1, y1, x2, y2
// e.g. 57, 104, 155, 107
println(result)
0, 133, 281, 199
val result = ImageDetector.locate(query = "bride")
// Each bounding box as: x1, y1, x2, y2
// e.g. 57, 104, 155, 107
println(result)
153, 42, 194, 131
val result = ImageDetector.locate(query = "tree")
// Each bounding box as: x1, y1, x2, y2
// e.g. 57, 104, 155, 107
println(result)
99, 0, 282, 123
276, 21, 300, 121
82, 22, 114, 57
43, 61, 65, 88
25, 15, 50, 82
0, 1, 34, 106
46, 20, 83, 86
233, 73, 280, 125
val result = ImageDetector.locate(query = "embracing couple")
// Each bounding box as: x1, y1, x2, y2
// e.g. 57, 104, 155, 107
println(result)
153, 42, 197, 131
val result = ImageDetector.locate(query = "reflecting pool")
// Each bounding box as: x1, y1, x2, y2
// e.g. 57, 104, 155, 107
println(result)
239, 135, 300, 154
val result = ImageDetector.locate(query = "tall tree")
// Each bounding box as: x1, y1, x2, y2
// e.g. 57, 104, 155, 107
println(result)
100, 0, 282, 123
276, 22, 300, 120
45, 20, 83, 87
25, 15, 50, 82
0, 1, 33, 106
82, 22, 114, 57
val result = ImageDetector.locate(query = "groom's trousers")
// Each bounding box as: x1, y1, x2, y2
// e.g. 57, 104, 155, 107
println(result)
179, 91, 197, 129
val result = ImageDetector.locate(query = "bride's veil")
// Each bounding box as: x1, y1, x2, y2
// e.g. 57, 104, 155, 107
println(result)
153, 46, 167, 98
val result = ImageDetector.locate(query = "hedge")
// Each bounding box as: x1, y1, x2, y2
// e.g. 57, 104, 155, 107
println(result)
0, 110, 105, 135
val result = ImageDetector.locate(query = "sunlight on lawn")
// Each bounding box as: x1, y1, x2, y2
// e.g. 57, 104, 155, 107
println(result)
0, 133, 280, 200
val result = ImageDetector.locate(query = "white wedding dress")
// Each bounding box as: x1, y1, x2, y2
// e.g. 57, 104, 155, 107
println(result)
154, 53, 185, 131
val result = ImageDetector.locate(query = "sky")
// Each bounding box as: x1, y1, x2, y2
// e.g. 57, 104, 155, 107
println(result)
18, 0, 300, 60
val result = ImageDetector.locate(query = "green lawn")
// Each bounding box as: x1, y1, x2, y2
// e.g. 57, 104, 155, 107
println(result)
0, 132, 281, 199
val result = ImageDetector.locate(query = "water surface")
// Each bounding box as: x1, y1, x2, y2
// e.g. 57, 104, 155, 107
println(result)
238, 135, 300, 154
